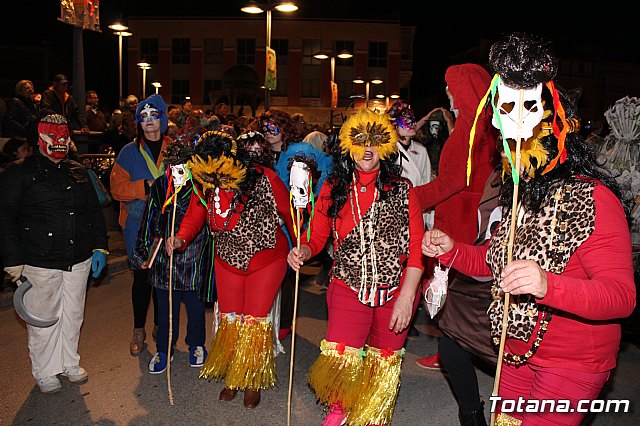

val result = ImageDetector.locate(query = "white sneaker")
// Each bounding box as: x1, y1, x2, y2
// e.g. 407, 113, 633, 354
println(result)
61, 365, 88, 383
37, 376, 62, 393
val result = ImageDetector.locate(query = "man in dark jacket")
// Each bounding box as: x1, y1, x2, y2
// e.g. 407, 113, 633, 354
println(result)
40, 74, 89, 133
0, 114, 108, 394
2, 79, 38, 138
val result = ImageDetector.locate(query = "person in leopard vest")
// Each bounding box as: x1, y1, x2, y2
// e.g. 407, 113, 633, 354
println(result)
166, 130, 295, 409
421, 33, 636, 426
288, 108, 425, 426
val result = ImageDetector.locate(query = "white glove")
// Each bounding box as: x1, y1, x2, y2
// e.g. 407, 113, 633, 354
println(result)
4, 265, 24, 283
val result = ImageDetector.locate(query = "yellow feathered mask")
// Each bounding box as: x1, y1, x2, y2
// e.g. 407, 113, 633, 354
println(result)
188, 154, 247, 192
339, 108, 399, 162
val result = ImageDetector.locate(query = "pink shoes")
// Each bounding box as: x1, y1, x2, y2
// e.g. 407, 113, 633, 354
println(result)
322, 403, 347, 426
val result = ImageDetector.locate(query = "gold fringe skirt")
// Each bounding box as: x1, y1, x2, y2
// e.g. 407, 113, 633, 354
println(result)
495, 413, 523, 426
199, 312, 240, 381
348, 346, 404, 426
307, 340, 365, 412
200, 314, 277, 391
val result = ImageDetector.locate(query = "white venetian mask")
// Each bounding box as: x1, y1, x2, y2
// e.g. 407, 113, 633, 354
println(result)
492, 81, 544, 140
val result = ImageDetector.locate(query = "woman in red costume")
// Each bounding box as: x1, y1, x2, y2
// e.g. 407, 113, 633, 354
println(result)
166, 130, 294, 409
288, 108, 424, 426
422, 33, 636, 426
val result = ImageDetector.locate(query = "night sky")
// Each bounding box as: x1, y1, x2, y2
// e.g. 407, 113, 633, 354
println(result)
3, 1, 639, 115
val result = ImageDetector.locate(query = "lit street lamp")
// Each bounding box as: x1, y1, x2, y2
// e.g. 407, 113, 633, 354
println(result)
353, 77, 384, 109
109, 22, 132, 101
314, 50, 353, 129
137, 62, 151, 99
151, 81, 162, 94
375, 93, 400, 110
241, 1, 298, 111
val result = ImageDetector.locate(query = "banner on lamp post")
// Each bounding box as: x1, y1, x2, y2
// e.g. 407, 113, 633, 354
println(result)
330, 81, 338, 110
59, 0, 101, 32
265, 47, 277, 91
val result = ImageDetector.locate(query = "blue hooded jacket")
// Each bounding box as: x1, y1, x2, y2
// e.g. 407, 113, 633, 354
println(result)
135, 94, 168, 134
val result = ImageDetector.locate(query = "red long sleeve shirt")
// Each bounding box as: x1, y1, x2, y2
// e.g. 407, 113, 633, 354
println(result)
304, 168, 425, 293
177, 166, 295, 274
439, 182, 636, 373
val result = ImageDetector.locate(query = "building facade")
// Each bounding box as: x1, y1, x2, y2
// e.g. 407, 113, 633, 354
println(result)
126, 17, 414, 126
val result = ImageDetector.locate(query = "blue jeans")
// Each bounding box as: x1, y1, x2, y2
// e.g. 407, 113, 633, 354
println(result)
154, 288, 206, 355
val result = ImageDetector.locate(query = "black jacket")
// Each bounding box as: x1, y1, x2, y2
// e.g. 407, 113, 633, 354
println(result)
2, 95, 38, 138
40, 88, 88, 130
0, 153, 108, 270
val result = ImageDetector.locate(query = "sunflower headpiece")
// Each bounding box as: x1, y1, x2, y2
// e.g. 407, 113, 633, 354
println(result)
338, 108, 399, 162
187, 130, 246, 192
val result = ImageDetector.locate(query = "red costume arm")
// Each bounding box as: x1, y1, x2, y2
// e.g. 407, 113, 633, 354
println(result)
407, 187, 425, 270
537, 183, 636, 320
176, 189, 207, 246
304, 182, 333, 258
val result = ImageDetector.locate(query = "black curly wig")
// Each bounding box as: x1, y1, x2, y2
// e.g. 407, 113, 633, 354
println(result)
491, 33, 628, 218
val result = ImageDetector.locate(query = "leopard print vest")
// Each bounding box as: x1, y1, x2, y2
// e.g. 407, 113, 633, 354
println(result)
213, 175, 279, 271
332, 181, 411, 307
486, 179, 596, 343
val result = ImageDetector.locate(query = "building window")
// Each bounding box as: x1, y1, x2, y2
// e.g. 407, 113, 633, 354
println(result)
171, 80, 190, 104
334, 40, 355, 67
140, 38, 158, 64
172, 38, 190, 64
302, 39, 322, 65
204, 38, 223, 64
271, 39, 289, 65
203, 79, 222, 104
274, 77, 287, 97
301, 78, 320, 98
368, 41, 387, 68
237, 39, 256, 65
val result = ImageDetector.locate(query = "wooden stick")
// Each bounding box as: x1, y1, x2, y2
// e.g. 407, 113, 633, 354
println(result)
287, 208, 302, 426
167, 192, 177, 406
490, 89, 525, 425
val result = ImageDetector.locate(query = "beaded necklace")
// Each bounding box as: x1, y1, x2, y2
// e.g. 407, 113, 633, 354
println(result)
499, 185, 569, 367
208, 189, 238, 232
348, 174, 380, 304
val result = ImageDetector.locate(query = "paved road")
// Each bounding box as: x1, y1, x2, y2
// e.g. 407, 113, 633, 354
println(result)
1, 234, 639, 425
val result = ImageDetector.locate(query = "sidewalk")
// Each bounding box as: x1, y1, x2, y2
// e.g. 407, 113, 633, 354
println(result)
0, 230, 129, 310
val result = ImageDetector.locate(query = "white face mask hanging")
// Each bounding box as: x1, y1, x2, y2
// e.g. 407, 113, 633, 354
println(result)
289, 161, 311, 209
424, 250, 458, 319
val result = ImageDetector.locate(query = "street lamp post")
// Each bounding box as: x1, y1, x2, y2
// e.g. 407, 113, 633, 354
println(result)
314, 50, 353, 129
241, 1, 298, 112
108, 22, 132, 101
137, 62, 151, 99
151, 82, 162, 94
353, 77, 384, 109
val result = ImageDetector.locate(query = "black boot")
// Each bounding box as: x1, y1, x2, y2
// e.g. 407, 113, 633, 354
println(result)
458, 406, 487, 426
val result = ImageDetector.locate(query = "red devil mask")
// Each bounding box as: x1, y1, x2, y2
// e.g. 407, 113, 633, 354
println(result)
38, 114, 70, 160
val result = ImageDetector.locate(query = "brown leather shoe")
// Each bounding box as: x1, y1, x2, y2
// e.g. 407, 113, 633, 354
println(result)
243, 388, 261, 408
130, 328, 146, 356
219, 387, 238, 401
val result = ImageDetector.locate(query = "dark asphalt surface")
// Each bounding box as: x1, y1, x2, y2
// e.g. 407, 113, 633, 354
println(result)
1, 230, 639, 425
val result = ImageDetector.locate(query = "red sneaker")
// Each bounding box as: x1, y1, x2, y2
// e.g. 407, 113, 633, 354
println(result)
416, 353, 445, 370
278, 327, 291, 340
322, 403, 347, 426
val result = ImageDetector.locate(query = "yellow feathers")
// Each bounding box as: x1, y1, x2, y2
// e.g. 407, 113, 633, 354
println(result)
339, 108, 399, 161
188, 154, 247, 192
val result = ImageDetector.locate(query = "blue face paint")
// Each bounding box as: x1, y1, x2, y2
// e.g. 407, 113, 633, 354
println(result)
137, 104, 160, 123
261, 121, 280, 136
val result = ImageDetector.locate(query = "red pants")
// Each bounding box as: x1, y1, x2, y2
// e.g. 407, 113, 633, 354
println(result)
497, 362, 610, 425
215, 257, 288, 317
325, 282, 419, 350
